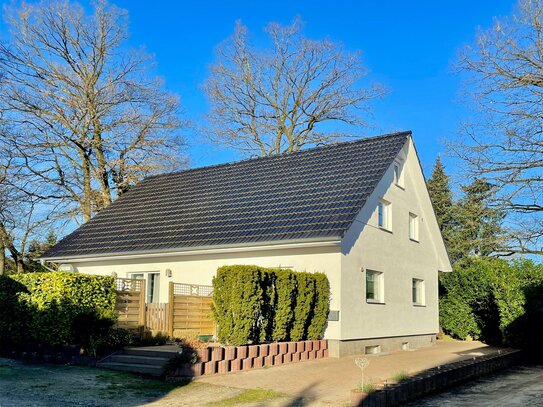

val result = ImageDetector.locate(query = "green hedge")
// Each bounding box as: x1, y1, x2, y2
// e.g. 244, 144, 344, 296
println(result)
440, 257, 543, 351
1, 272, 117, 350
0, 276, 28, 349
212, 265, 330, 345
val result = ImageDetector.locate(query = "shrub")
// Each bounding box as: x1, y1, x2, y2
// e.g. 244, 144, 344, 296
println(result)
290, 272, 315, 341
0, 276, 28, 350
6, 272, 117, 349
440, 257, 543, 351
307, 272, 330, 340
271, 269, 296, 342
212, 265, 330, 345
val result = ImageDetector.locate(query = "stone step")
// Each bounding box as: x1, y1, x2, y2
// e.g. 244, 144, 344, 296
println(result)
109, 354, 171, 366
97, 361, 165, 377
122, 348, 179, 358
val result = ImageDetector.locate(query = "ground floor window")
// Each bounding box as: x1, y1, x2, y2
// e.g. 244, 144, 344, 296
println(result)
366, 270, 384, 303
412, 278, 425, 305
129, 272, 161, 303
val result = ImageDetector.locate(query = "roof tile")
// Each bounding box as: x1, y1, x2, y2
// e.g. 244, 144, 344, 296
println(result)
43, 131, 410, 259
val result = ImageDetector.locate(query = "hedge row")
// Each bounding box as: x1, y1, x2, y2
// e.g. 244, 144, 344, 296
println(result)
0, 272, 117, 350
212, 265, 330, 346
440, 257, 543, 351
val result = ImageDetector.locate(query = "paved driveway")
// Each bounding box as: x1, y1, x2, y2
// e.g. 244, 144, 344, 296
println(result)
197, 340, 501, 405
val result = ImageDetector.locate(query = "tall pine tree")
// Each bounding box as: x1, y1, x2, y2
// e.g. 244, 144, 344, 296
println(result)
427, 156, 455, 256
427, 156, 454, 232
450, 179, 504, 261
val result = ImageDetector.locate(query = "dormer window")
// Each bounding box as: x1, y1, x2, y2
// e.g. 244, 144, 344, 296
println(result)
394, 159, 404, 188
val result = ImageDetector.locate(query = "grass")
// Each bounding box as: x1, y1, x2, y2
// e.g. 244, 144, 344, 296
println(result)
391, 370, 410, 383
356, 382, 377, 394
207, 388, 283, 406
94, 370, 180, 399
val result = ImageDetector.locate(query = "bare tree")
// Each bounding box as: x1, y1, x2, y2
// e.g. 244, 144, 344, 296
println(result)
1, 134, 65, 273
455, 0, 543, 255
203, 18, 385, 156
0, 0, 186, 223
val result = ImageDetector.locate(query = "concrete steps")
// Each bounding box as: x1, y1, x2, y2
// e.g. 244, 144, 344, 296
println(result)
97, 347, 180, 377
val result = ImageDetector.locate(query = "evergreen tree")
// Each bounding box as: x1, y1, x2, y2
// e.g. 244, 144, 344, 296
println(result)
427, 156, 454, 231
450, 179, 505, 262
427, 156, 455, 255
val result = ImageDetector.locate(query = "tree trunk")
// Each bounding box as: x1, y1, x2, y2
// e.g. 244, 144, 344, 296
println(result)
0, 238, 5, 275
93, 123, 112, 210
81, 150, 92, 222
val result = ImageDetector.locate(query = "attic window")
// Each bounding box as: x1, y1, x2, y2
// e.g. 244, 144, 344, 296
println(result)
378, 199, 391, 231
409, 213, 419, 242
394, 159, 404, 188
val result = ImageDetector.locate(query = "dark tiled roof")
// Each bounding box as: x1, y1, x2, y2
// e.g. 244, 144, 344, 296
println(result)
43, 131, 410, 259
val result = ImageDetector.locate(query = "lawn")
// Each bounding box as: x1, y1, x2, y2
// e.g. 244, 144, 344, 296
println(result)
0, 358, 289, 407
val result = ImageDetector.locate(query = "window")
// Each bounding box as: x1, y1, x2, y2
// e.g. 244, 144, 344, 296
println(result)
377, 199, 391, 231
129, 272, 161, 303
365, 345, 381, 355
366, 270, 384, 303
409, 213, 419, 241
412, 278, 425, 305
394, 159, 404, 187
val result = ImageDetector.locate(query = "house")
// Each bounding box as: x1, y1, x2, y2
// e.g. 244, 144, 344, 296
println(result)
41, 131, 451, 357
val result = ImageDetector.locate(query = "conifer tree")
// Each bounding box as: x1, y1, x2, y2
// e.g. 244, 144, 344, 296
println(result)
450, 179, 505, 261
427, 156, 454, 233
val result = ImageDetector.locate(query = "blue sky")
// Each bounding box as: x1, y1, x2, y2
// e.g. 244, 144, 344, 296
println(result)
108, 0, 516, 176
3, 0, 517, 176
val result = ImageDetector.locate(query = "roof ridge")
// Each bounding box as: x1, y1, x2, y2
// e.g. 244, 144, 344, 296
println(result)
145, 130, 412, 181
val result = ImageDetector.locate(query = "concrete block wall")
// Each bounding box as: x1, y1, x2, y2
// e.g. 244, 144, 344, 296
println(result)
175, 340, 328, 377
351, 349, 522, 407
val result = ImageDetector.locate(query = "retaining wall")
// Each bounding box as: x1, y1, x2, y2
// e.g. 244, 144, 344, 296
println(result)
352, 349, 523, 407
176, 339, 328, 377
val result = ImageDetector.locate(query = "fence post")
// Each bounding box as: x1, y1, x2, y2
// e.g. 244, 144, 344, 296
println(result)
139, 279, 146, 338
168, 282, 174, 338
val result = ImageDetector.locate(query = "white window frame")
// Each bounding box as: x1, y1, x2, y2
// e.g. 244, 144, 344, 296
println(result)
412, 278, 425, 306
409, 212, 419, 242
378, 199, 392, 231
128, 271, 161, 304
394, 159, 405, 188
366, 270, 385, 304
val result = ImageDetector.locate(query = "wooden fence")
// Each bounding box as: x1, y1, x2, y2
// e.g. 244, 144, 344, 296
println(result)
168, 282, 215, 338
145, 303, 170, 332
115, 278, 146, 332
114, 278, 215, 339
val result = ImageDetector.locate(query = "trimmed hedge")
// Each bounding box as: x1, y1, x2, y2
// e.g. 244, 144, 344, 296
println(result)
0, 276, 28, 349
212, 265, 330, 346
440, 257, 543, 351
1, 272, 117, 350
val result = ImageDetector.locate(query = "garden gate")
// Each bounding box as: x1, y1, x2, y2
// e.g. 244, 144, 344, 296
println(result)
114, 278, 215, 339
168, 282, 215, 339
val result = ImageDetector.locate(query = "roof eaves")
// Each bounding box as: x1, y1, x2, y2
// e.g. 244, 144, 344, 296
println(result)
41, 236, 342, 263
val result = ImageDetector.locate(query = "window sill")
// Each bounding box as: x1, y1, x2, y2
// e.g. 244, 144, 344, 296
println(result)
366, 300, 386, 305
379, 227, 393, 234
413, 303, 426, 307
409, 238, 419, 243
395, 183, 405, 190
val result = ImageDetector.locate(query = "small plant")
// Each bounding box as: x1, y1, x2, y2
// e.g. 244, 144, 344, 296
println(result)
391, 370, 410, 382
356, 382, 376, 394
136, 330, 169, 346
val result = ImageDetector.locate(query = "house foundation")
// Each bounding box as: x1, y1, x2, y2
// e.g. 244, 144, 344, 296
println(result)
327, 333, 436, 357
